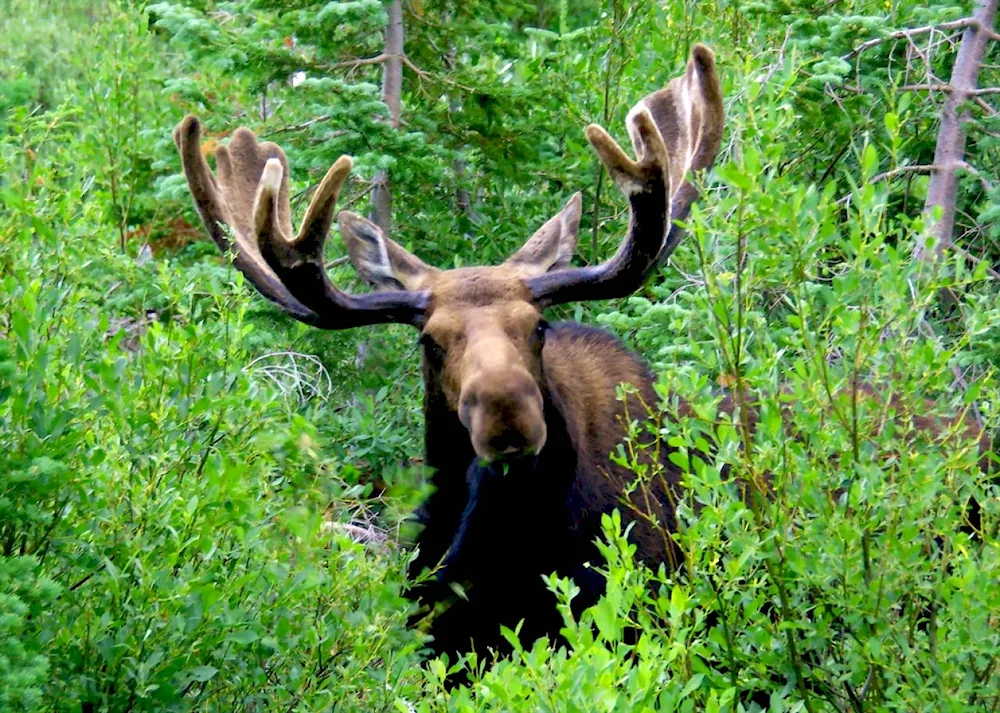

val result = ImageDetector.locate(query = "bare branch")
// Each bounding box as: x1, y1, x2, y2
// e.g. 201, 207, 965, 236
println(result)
325, 255, 351, 270
899, 83, 1000, 95
328, 53, 389, 71
403, 55, 476, 93
951, 243, 1000, 281
868, 161, 993, 192
262, 118, 353, 138
974, 96, 998, 114
870, 164, 934, 183
954, 159, 995, 192
843, 17, 1000, 61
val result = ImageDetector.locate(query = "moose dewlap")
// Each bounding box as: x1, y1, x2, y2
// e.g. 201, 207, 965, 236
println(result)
174, 44, 724, 664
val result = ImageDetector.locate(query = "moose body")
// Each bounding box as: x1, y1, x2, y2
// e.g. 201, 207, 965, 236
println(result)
409, 320, 681, 658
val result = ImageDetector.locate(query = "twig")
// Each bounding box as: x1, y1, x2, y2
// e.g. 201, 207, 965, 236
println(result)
328, 53, 389, 70
843, 18, 1000, 60
402, 54, 476, 93
263, 117, 346, 137
869, 164, 935, 183
841, 161, 993, 202
899, 83, 1000, 95
974, 96, 998, 114
950, 242, 1000, 281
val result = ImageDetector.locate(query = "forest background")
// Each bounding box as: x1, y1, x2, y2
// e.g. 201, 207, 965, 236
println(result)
2, 0, 999, 710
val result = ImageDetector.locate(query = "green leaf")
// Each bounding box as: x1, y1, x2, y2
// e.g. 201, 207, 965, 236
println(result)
184, 665, 218, 683
591, 597, 619, 642
226, 630, 259, 645
679, 673, 704, 699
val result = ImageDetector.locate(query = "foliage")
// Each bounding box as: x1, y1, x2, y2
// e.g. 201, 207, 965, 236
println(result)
1, 0, 998, 710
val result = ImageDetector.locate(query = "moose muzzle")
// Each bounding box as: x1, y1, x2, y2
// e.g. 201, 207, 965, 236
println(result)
458, 367, 547, 462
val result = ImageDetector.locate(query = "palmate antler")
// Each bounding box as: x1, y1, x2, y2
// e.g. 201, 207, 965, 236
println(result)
173, 117, 428, 328
173, 44, 722, 324
526, 44, 723, 306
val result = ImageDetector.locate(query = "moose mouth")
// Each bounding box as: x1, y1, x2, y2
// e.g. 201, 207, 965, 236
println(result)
470, 428, 547, 465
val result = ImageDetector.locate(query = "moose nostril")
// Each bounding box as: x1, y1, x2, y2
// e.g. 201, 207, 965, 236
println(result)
458, 392, 477, 428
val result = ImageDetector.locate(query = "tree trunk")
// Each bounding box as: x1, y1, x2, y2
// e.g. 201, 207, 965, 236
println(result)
370, 0, 403, 234
916, 0, 998, 262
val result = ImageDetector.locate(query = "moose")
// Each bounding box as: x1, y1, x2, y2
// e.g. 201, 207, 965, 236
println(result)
173, 43, 723, 661
172, 41, 990, 671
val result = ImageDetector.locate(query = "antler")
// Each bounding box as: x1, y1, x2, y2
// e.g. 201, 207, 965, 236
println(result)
173, 116, 428, 329
527, 44, 724, 306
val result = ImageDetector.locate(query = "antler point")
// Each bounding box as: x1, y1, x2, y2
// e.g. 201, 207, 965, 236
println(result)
261, 158, 284, 192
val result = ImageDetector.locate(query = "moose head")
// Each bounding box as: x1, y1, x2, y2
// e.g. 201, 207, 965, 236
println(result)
174, 44, 723, 465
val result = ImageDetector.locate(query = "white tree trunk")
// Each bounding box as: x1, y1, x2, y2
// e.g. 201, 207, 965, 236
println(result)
917, 0, 998, 261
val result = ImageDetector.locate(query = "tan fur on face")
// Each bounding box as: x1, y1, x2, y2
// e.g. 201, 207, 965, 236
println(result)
420, 267, 548, 461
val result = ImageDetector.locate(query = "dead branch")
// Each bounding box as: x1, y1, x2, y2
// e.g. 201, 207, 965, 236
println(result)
262, 118, 352, 138
843, 17, 1000, 61
325, 255, 351, 270
899, 83, 1000, 95
951, 243, 1000, 281
328, 53, 390, 70
869, 161, 994, 192
974, 96, 998, 114
869, 164, 934, 183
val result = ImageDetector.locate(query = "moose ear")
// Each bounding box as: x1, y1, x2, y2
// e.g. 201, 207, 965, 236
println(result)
338, 211, 438, 291
503, 193, 582, 277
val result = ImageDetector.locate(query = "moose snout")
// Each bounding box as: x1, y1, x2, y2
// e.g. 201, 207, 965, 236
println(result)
459, 373, 547, 462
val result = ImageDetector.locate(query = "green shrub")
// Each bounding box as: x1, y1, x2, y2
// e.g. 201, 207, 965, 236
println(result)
1, 0, 998, 710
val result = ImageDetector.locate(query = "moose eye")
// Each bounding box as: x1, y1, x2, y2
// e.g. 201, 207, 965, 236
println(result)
419, 333, 446, 361
534, 320, 550, 346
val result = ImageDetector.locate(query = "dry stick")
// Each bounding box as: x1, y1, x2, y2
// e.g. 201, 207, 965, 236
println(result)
916, 0, 999, 263
899, 83, 1000, 95
869, 161, 995, 193
328, 53, 389, 70
842, 17, 1000, 60
952, 243, 1000, 282
369, 0, 403, 235
974, 96, 998, 115
263, 116, 336, 136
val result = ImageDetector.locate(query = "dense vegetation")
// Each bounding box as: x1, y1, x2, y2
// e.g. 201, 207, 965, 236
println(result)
2, 0, 998, 710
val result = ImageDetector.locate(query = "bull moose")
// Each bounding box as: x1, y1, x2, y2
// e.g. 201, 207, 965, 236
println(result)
183, 43, 996, 666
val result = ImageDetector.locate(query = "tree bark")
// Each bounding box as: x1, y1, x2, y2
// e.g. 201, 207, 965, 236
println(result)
916, 0, 998, 262
370, 0, 403, 234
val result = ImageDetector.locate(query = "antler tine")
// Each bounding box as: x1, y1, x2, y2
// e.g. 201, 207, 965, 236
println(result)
527, 44, 724, 306
174, 115, 428, 329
